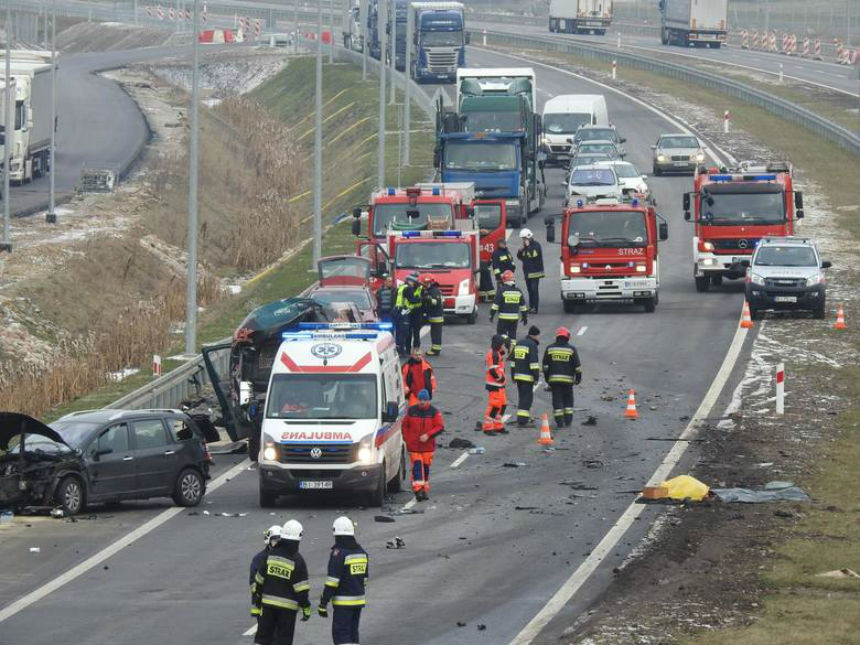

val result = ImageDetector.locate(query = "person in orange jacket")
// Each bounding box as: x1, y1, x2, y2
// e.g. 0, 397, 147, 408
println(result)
481, 334, 508, 435
401, 389, 445, 502
402, 347, 436, 406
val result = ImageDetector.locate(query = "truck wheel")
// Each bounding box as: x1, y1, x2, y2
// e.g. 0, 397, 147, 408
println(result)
172, 468, 205, 507
55, 476, 85, 516
644, 297, 657, 313
710, 274, 723, 287
387, 450, 405, 493
814, 299, 826, 319
368, 463, 386, 508
563, 299, 578, 313
259, 488, 277, 508
694, 274, 710, 293
661, 28, 669, 45
465, 308, 477, 325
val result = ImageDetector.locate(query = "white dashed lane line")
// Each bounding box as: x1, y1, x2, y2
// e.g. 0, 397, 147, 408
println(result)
576, 326, 587, 336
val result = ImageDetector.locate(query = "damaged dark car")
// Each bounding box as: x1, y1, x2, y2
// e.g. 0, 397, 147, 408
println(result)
1, 410, 212, 516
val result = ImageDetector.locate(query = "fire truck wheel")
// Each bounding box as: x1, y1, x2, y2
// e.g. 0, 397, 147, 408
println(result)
563, 299, 578, 314
465, 309, 478, 324
643, 298, 657, 313
694, 274, 710, 292
710, 274, 723, 286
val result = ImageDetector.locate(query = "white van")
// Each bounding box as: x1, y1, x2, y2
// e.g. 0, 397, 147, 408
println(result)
258, 322, 407, 507
541, 94, 609, 166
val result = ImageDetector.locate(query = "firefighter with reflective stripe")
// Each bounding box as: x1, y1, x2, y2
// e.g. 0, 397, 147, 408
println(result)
491, 238, 515, 290
252, 520, 312, 645
402, 347, 436, 406
401, 389, 445, 501
421, 274, 444, 355
489, 270, 528, 341
512, 326, 541, 427
250, 525, 283, 614
542, 327, 582, 428
394, 273, 423, 355
318, 516, 369, 645
481, 334, 509, 434
516, 229, 545, 313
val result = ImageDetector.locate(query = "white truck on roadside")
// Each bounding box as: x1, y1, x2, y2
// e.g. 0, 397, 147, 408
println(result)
659, 0, 728, 48
0, 50, 53, 184
548, 0, 613, 35
342, 0, 363, 51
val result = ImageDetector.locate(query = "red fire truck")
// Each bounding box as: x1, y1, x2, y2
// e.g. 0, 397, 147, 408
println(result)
683, 162, 804, 292
387, 229, 480, 323
545, 196, 668, 313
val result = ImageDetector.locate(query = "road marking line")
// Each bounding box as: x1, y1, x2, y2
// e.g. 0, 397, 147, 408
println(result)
401, 498, 417, 511
0, 458, 251, 624
450, 451, 470, 468
576, 326, 587, 336
509, 308, 750, 645
505, 228, 513, 240
243, 624, 257, 636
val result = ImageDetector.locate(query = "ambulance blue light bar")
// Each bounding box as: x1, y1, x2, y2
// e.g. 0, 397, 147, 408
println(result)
297, 322, 394, 331
432, 187, 440, 195
387, 187, 396, 195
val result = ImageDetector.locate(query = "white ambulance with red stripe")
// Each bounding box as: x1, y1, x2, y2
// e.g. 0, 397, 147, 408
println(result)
258, 323, 407, 507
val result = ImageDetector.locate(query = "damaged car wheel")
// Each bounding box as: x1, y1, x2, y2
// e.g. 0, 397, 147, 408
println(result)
172, 468, 205, 507
56, 476, 85, 516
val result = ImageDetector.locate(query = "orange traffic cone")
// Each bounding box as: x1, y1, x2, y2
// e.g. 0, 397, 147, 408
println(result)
740, 301, 755, 329
624, 389, 639, 419
537, 413, 554, 445
834, 305, 847, 330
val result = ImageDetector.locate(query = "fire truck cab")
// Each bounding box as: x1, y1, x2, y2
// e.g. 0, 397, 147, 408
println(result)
684, 162, 803, 292
545, 196, 668, 313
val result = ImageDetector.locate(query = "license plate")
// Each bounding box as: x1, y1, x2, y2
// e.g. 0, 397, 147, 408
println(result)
625, 280, 648, 288
732, 257, 747, 264
774, 296, 797, 303
299, 481, 333, 490
673, 161, 688, 167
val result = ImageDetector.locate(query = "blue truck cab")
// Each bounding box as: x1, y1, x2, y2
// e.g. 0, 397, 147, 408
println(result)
410, 2, 467, 83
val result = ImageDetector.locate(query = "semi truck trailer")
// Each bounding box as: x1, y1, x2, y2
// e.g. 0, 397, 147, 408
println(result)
659, 0, 728, 48
548, 0, 613, 35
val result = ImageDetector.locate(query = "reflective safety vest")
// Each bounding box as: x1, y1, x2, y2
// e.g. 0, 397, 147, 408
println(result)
485, 349, 507, 391
395, 283, 423, 311
542, 341, 582, 385
491, 284, 527, 321
252, 544, 311, 612
320, 543, 369, 607
491, 247, 515, 276
517, 241, 545, 279
512, 336, 541, 383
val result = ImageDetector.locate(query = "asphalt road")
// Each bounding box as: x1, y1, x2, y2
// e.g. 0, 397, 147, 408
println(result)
0, 44, 748, 644
481, 20, 860, 97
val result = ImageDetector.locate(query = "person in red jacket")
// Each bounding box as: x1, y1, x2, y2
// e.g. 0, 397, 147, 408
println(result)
401, 348, 437, 406
401, 389, 444, 502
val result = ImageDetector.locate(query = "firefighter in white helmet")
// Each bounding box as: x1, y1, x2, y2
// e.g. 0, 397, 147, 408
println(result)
516, 228, 545, 314
318, 516, 369, 645
249, 525, 282, 629
251, 519, 312, 645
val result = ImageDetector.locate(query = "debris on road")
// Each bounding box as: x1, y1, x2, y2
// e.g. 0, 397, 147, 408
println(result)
385, 536, 406, 549
477, 624, 487, 631
503, 462, 527, 468
583, 459, 604, 469
560, 481, 598, 490
449, 437, 475, 449
29, 547, 40, 553
468, 446, 486, 455
581, 416, 598, 426
374, 515, 395, 523
457, 621, 467, 627
712, 481, 810, 503
816, 569, 860, 579
662, 475, 710, 502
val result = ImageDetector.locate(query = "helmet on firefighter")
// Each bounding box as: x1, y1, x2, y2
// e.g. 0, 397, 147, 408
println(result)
555, 326, 571, 339
519, 228, 533, 239
281, 519, 304, 541
421, 274, 436, 286
332, 516, 355, 536
264, 525, 282, 544
501, 269, 515, 284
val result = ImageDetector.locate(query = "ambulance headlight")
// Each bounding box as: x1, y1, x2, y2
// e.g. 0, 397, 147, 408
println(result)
356, 436, 374, 464
263, 442, 278, 461
458, 278, 470, 296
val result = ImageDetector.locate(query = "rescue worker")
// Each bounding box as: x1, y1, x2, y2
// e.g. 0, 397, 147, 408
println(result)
421, 274, 444, 356
376, 276, 395, 322
489, 270, 528, 341
394, 273, 423, 355
516, 229, 545, 313
317, 516, 369, 645
251, 519, 312, 645
401, 389, 445, 501
481, 334, 508, 435
402, 347, 436, 406
250, 525, 283, 635
491, 238, 515, 295
511, 326, 541, 427
542, 327, 582, 429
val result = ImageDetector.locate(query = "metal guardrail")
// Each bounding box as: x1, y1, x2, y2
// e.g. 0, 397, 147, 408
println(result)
485, 30, 860, 157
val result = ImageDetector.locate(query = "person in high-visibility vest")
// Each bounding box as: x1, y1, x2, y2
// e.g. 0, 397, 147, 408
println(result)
489, 270, 528, 341
401, 389, 445, 501
481, 334, 509, 434
402, 347, 436, 406
421, 274, 444, 355
393, 273, 422, 355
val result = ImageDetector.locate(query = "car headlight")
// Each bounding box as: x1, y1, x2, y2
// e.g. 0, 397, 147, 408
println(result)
806, 274, 824, 287
750, 273, 765, 286
356, 435, 374, 464
263, 442, 277, 461
696, 151, 705, 162
656, 154, 666, 162
458, 278, 470, 296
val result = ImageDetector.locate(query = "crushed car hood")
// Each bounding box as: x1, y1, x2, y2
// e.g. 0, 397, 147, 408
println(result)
0, 412, 69, 451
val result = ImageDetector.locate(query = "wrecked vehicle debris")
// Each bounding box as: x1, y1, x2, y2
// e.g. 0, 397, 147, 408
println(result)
711, 481, 810, 503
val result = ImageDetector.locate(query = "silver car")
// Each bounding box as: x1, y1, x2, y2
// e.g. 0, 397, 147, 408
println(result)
652, 134, 705, 175
565, 164, 622, 205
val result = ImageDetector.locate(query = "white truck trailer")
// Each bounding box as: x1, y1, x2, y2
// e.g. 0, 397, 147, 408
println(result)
659, 0, 728, 48
0, 50, 53, 184
548, 0, 613, 35
342, 0, 363, 51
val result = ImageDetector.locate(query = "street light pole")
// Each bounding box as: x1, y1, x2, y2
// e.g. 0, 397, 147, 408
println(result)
313, 0, 323, 267
403, 3, 411, 166
185, 0, 200, 357
47, 0, 57, 223
2, 4, 12, 253
376, 0, 387, 189
360, 0, 368, 80
389, 0, 396, 105
294, 0, 299, 54
329, 0, 335, 63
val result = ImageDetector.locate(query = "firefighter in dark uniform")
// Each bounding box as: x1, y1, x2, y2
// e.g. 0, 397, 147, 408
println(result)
516, 229, 545, 313
489, 270, 528, 341
542, 326, 582, 429
318, 516, 369, 645
394, 273, 423, 355
251, 519, 312, 645
511, 326, 541, 427
491, 238, 515, 297
421, 274, 444, 355
376, 276, 395, 323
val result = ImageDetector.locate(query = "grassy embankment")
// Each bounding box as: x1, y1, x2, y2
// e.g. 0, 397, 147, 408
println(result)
483, 34, 860, 644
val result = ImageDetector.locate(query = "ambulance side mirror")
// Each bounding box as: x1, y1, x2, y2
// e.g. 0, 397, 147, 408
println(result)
659, 222, 669, 241
544, 215, 556, 244
382, 401, 399, 423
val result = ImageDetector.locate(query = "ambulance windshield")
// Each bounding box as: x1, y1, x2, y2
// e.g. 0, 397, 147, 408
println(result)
266, 374, 378, 420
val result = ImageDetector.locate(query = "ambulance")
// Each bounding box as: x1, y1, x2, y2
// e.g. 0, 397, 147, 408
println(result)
257, 323, 407, 507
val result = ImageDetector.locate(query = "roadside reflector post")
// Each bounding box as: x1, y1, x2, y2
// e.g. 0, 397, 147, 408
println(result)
775, 362, 785, 415
779, 62, 783, 83
723, 110, 730, 134
153, 355, 163, 378
611, 59, 617, 80
482, 28, 487, 46
617, 31, 620, 49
